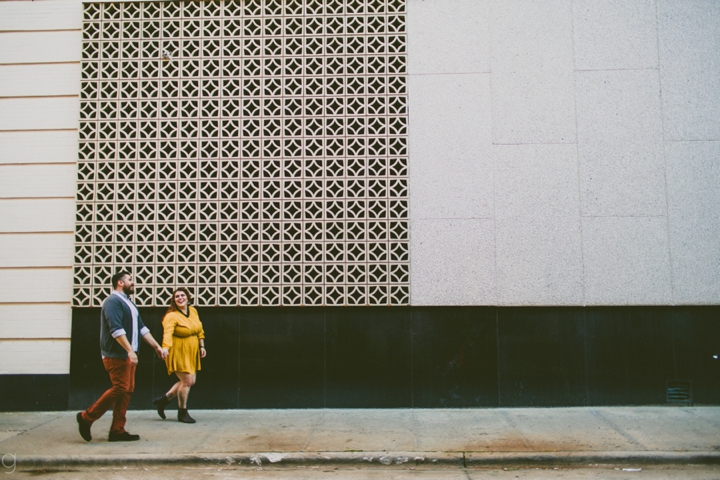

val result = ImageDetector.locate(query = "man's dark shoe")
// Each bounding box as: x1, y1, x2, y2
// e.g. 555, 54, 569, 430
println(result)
152, 394, 170, 420
77, 412, 92, 442
108, 431, 140, 442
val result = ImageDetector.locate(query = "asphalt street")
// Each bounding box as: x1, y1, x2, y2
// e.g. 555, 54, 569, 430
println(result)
11, 465, 720, 479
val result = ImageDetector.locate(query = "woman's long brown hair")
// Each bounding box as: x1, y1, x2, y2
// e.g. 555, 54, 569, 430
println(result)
164, 287, 193, 317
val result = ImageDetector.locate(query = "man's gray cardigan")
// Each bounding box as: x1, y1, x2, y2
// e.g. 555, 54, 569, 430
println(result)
100, 294, 148, 359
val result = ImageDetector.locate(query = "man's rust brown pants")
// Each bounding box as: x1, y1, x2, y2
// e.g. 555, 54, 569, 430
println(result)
81, 357, 136, 434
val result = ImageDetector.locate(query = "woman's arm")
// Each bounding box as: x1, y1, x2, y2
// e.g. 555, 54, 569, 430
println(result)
192, 307, 206, 341
161, 312, 177, 350
192, 307, 206, 358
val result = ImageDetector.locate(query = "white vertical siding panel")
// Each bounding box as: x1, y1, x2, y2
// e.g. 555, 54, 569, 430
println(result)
0, 131, 78, 164
0, 340, 70, 374
0, 199, 75, 232
0, 31, 82, 64
0, 0, 82, 32
0, 98, 79, 131
0, 268, 73, 303
0, 234, 74, 267
0, 6, 81, 378
0, 164, 77, 198
0, 304, 71, 339
0, 64, 81, 97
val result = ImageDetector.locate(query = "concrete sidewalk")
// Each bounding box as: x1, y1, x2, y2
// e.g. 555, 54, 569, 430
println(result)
1, 407, 719, 469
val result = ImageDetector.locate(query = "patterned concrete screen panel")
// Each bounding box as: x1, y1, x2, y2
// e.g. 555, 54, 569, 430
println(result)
73, 0, 409, 307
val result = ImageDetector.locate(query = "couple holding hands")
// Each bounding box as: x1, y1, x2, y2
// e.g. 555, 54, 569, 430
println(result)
77, 272, 206, 442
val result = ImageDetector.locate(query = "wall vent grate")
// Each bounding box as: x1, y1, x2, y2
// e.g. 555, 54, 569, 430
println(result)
666, 380, 693, 405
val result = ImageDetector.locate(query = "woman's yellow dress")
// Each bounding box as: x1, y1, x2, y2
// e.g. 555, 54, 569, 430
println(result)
161, 306, 205, 375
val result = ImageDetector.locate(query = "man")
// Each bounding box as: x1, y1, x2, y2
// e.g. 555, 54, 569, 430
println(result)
76, 271, 166, 442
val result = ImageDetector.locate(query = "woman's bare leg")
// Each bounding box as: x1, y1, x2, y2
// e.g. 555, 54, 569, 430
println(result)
165, 380, 181, 399
174, 372, 196, 408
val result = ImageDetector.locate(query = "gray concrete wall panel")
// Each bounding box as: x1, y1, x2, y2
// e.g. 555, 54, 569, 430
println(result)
576, 69, 666, 217
665, 141, 720, 304
490, 0, 576, 144
658, 0, 720, 141
408, 73, 493, 220
407, 0, 490, 74
573, 0, 659, 71
496, 216, 584, 306
494, 144, 580, 219
582, 217, 673, 305
494, 144, 583, 305
410, 219, 496, 305
408, 0, 718, 306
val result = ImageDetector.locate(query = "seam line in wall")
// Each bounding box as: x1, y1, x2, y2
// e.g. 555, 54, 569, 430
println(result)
580, 214, 667, 219
0, 196, 75, 200
0, 62, 80, 67
0, 338, 71, 342
0, 128, 77, 133
570, 0, 586, 305
0, 95, 79, 100
0, 266, 72, 270
493, 142, 577, 146
405, 0, 413, 308
407, 71, 491, 76
414, 216, 494, 221
574, 67, 659, 73
0, 302, 71, 305
0, 232, 74, 235
0, 163, 77, 166
488, 0, 499, 305
0, 29, 81, 34
654, 0, 675, 303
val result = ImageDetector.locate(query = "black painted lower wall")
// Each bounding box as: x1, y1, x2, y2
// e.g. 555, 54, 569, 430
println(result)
0, 375, 69, 411
3, 306, 719, 412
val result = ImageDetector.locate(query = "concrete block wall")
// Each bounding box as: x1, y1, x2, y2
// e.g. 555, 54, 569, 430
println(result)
408, 0, 720, 306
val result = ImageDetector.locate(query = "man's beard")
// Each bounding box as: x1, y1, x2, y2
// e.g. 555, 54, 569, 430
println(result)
122, 284, 134, 296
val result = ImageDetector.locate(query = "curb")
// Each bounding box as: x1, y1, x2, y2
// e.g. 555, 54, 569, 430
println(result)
465, 452, 720, 467
18, 452, 461, 469
17, 451, 720, 469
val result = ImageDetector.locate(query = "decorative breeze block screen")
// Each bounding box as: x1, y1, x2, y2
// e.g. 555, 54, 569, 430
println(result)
73, 0, 409, 307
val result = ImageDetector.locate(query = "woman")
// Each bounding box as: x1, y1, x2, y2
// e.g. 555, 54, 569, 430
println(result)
152, 287, 206, 423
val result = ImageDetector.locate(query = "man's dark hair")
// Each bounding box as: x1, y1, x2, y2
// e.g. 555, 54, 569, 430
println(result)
112, 271, 131, 288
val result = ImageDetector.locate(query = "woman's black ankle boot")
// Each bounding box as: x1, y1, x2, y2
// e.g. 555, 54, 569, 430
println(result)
152, 395, 170, 420
178, 408, 196, 424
